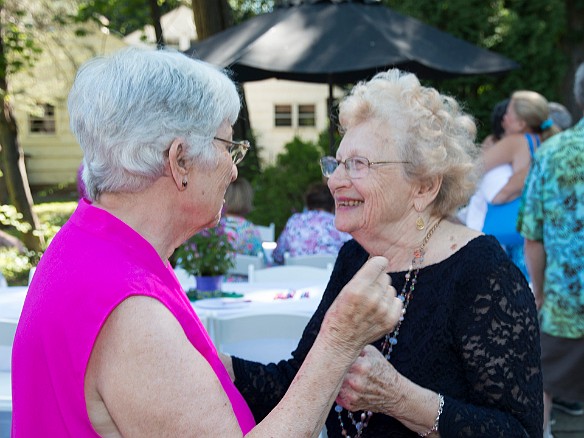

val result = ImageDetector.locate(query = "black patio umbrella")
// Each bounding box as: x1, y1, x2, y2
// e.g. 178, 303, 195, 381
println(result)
186, 0, 519, 150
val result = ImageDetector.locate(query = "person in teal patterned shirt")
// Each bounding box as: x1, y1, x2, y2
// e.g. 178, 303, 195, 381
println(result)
518, 62, 584, 438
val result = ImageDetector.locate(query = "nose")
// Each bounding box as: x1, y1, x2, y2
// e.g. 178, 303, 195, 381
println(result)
327, 164, 350, 192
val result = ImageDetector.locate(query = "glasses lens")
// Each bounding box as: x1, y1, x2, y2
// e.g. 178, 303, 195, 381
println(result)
346, 157, 369, 179
320, 157, 338, 177
232, 141, 249, 165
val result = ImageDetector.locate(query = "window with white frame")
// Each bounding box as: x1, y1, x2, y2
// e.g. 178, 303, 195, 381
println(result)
29, 104, 56, 134
274, 104, 293, 127
274, 104, 316, 128
298, 104, 316, 127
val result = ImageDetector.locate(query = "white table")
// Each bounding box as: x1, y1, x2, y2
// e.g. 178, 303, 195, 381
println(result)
191, 281, 325, 363
0, 281, 325, 365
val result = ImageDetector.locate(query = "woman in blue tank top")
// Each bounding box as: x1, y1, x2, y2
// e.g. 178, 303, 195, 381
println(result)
481, 90, 560, 279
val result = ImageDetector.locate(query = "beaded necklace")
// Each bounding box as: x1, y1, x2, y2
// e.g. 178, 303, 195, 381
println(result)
334, 219, 442, 438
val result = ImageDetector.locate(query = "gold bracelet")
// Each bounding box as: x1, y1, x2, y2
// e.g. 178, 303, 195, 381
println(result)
418, 393, 444, 437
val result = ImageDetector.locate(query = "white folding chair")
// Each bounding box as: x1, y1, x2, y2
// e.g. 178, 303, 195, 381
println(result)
0, 319, 18, 420
284, 253, 336, 272
27, 267, 36, 285
228, 253, 265, 277
248, 265, 331, 284
256, 223, 275, 242
210, 312, 310, 363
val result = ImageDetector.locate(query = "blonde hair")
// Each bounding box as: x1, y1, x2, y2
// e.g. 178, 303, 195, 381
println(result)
510, 90, 560, 141
338, 69, 480, 217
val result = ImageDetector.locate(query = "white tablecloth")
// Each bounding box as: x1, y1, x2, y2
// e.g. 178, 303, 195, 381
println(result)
0, 281, 325, 365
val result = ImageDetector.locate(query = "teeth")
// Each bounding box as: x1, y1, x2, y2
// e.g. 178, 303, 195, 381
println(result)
338, 200, 363, 207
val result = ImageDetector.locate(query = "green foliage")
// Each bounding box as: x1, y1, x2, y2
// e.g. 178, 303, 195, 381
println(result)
383, 0, 568, 141
248, 135, 327, 237
0, 201, 76, 285
174, 221, 235, 276
0, 248, 31, 285
1, 2, 43, 78
229, 0, 274, 23
76, 0, 183, 36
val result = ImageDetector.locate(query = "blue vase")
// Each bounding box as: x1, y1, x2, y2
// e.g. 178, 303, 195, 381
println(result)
195, 275, 223, 292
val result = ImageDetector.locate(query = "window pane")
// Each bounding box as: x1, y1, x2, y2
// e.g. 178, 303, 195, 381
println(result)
29, 104, 56, 134
298, 104, 316, 127
274, 104, 292, 127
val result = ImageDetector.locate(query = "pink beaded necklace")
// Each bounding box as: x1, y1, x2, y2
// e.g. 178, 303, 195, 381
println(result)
334, 219, 442, 437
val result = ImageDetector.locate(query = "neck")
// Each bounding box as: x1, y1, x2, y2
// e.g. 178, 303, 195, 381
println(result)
94, 181, 190, 262
359, 217, 443, 272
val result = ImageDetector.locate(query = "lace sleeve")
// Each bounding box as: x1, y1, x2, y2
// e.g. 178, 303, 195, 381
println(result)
440, 252, 543, 437
232, 240, 363, 422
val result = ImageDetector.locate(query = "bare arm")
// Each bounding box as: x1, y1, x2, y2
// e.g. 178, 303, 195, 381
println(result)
482, 136, 516, 172
524, 239, 546, 309
86, 257, 403, 437
491, 166, 529, 204
482, 134, 531, 173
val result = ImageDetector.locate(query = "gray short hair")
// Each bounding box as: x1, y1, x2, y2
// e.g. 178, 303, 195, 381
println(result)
68, 47, 240, 201
338, 69, 480, 217
548, 102, 573, 131
575, 62, 584, 109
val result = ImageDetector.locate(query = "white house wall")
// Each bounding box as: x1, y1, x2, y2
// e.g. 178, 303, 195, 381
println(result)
244, 79, 343, 165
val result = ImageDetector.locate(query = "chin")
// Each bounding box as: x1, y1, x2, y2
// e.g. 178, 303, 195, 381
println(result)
334, 219, 354, 234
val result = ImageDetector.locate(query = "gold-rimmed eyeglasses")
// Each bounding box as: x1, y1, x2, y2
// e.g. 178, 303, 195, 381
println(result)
320, 156, 410, 179
213, 137, 251, 165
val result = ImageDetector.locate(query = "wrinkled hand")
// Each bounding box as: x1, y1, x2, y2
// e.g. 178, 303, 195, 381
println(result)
322, 256, 403, 355
336, 345, 400, 414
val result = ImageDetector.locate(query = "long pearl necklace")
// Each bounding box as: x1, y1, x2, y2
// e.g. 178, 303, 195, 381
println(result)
335, 219, 442, 437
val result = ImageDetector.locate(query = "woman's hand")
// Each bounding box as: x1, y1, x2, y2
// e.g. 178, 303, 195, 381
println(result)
321, 257, 403, 358
336, 345, 400, 414
336, 345, 445, 435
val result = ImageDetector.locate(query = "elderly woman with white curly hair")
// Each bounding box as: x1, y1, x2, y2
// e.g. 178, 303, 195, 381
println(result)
11, 47, 404, 437
226, 70, 543, 437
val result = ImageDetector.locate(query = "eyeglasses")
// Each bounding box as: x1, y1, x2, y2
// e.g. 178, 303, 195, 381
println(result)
213, 137, 251, 165
320, 156, 410, 179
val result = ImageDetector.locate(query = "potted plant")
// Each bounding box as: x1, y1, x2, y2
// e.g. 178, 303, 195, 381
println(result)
174, 221, 235, 292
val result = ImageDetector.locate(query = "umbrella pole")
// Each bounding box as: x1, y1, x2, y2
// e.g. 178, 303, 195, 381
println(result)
328, 80, 335, 155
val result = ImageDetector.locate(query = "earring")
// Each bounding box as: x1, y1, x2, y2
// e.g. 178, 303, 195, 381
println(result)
182, 178, 188, 188
416, 216, 425, 231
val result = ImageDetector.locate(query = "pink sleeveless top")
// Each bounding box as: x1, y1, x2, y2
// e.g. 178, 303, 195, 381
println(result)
12, 200, 255, 436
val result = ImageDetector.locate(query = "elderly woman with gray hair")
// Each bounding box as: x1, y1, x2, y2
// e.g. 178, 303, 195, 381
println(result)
226, 70, 543, 437
11, 47, 404, 437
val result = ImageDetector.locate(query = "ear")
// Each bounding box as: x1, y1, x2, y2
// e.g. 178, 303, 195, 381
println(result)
413, 174, 443, 212
168, 138, 189, 191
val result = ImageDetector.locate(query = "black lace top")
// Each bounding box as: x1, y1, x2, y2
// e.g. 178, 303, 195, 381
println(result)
233, 236, 543, 437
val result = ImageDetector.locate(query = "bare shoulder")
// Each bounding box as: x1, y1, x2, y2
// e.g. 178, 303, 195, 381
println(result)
85, 295, 241, 436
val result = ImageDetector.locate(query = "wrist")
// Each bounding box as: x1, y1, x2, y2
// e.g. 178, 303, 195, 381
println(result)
418, 393, 444, 437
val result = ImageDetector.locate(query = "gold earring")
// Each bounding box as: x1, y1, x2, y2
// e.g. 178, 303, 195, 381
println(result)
416, 216, 425, 231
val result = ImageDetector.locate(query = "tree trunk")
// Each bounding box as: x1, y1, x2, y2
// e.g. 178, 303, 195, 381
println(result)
562, 0, 584, 119
0, 29, 43, 252
148, 0, 165, 48
192, 0, 233, 40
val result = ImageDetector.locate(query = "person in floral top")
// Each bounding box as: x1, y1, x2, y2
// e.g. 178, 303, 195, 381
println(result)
272, 182, 351, 265
518, 62, 584, 438
221, 178, 265, 258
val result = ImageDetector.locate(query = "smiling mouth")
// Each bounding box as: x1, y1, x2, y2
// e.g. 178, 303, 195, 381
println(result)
337, 200, 364, 207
